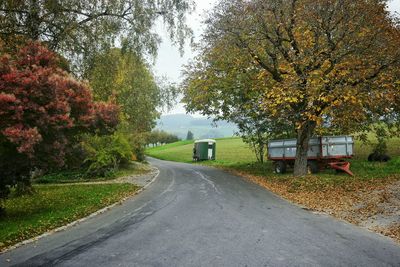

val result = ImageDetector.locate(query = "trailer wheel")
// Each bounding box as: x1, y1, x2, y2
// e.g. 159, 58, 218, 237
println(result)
307, 161, 319, 174
274, 161, 287, 174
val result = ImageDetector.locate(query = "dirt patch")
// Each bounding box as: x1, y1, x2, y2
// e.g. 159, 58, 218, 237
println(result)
57, 162, 157, 187
232, 170, 400, 242
114, 164, 158, 186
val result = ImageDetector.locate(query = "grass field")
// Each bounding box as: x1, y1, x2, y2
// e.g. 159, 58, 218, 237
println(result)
146, 137, 400, 182
0, 183, 138, 250
146, 138, 257, 164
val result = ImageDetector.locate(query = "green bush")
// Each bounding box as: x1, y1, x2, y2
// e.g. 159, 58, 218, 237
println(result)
132, 138, 146, 162
388, 156, 400, 167
82, 133, 133, 177
126, 133, 147, 162
33, 170, 87, 184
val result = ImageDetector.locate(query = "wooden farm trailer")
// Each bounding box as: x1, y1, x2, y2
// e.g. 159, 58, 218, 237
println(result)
267, 136, 354, 176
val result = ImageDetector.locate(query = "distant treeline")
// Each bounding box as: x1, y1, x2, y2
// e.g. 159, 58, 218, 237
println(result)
146, 130, 180, 147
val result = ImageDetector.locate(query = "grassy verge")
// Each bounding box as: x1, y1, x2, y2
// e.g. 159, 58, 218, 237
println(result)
34, 161, 150, 184
0, 183, 139, 250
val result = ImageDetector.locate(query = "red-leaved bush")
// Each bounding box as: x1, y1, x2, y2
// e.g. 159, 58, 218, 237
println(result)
0, 42, 119, 200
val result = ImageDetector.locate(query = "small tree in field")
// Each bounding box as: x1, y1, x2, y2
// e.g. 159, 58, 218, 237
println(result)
186, 130, 194, 140
0, 42, 119, 208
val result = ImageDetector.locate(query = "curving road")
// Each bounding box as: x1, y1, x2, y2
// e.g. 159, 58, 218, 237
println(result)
2, 158, 400, 266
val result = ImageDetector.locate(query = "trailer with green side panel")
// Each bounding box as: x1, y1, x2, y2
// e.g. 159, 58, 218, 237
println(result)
193, 139, 216, 161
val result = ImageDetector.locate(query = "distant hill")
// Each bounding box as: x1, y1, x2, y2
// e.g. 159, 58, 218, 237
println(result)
156, 114, 238, 140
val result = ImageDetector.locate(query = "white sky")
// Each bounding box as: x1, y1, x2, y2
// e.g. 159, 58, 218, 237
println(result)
153, 0, 400, 115
154, 0, 217, 116
388, 0, 400, 15
154, 0, 217, 83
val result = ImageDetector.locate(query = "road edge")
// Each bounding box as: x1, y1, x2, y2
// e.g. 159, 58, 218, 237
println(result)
0, 168, 160, 254
226, 167, 400, 244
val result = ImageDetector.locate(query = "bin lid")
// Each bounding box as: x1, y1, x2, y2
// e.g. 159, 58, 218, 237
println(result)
194, 139, 216, 144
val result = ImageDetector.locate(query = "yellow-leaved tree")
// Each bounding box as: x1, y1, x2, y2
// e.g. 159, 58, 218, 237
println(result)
184, 0, 400, 175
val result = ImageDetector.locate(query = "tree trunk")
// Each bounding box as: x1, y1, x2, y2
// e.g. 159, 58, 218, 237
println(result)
15, 180, 35, 196
252, 138, 264, 163
0, 201, 5, 217
293, 120, 316, 176
258, 132, 264, 163
258, 143, 264, 163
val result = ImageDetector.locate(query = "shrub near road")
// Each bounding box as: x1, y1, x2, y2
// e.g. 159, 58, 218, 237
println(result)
146, 137, 400, 242
0, 42, 119, 206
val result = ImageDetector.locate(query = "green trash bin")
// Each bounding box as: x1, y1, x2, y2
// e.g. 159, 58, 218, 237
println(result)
193, 139, 216, 161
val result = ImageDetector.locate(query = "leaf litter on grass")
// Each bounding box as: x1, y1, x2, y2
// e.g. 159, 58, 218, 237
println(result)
231, 169, 400, 242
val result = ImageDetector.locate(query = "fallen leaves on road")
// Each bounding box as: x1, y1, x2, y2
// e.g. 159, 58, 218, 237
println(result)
374, 223, 400, 242
230, 169, 400, 243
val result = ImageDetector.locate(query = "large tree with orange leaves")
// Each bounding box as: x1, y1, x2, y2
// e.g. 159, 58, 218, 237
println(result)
183, 0, 400, 175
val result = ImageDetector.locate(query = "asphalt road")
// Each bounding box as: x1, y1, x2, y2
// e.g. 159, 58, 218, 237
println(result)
1, 158, 400, 267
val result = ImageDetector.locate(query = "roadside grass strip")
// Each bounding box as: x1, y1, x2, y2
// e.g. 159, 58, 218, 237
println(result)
0, 183, 139, 250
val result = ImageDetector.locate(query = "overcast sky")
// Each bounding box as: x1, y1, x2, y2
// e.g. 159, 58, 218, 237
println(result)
154, 0, 400, 116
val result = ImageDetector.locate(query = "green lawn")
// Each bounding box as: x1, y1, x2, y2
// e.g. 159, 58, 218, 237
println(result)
146, 137, 257, 164
0, 183, 138, 250
145, 140, 199, 163
146, 137, 400, 183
